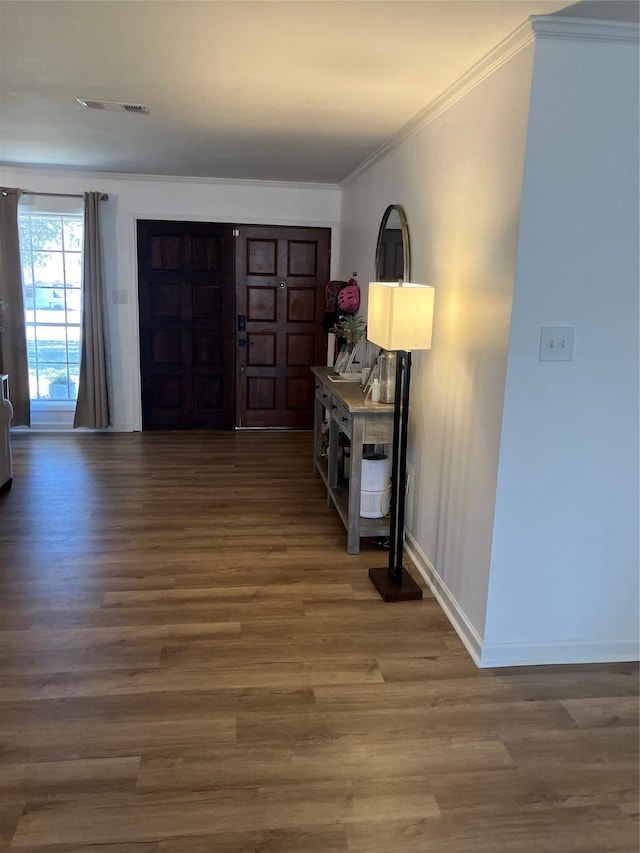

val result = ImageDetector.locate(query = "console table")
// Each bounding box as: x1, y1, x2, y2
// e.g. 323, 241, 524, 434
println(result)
312, 366, 394, 554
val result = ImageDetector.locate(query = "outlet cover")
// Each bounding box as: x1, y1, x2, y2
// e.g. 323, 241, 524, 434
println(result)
539, 326, 574, 361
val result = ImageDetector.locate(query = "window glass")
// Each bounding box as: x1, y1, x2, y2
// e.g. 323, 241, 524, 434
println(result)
65, 254, 82, 287
30, 216, 63, 250
63, 218, 83, 251
19, 208, 83, 402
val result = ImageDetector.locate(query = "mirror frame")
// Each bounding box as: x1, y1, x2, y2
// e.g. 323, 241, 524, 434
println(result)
374, 204, 411, 282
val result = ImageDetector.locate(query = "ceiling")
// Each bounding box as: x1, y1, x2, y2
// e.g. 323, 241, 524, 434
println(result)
0, 0, 632, 185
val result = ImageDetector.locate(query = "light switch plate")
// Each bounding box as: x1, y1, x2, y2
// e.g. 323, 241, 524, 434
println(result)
539, 326, 575, 361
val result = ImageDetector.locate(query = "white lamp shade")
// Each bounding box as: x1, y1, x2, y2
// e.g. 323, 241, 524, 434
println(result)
367, 282, 435, 351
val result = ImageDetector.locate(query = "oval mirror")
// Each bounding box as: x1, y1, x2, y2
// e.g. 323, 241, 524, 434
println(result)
374, 204, 410, 282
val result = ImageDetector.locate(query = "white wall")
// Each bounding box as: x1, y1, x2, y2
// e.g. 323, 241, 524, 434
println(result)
340, 38, 536, 650
484, 31, 640, 664
340, 17, 639, 667
0, 167, 341, 430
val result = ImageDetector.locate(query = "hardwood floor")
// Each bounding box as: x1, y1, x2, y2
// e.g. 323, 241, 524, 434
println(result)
0, 431, 637, 852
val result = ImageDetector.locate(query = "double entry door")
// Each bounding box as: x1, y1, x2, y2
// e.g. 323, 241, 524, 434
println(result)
137, 221, 330, 430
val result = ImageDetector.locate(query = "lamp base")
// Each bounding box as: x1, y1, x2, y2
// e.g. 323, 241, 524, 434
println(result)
368, 567, 423, 602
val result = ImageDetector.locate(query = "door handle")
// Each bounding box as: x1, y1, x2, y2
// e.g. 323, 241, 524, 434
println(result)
238, 339, 255, 347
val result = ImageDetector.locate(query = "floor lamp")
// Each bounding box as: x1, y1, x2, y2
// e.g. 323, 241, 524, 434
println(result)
366, 281, 435, 602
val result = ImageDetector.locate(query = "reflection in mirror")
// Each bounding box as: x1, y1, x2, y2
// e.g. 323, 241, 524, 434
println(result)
375, 204, 410, 282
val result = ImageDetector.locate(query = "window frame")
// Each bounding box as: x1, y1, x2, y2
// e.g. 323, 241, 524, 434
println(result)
18, 196, 84, 423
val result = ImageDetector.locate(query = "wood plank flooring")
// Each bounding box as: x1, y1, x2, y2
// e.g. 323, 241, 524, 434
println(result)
0, 431, 638, 852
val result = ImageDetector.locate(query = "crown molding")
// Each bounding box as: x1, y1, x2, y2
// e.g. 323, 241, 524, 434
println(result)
341, 13, 639, 187
530, 15, 640, 44
0, 162, 340, 192
341, 18, 535, 186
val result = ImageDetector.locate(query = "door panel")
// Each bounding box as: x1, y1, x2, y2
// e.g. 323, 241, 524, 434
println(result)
287, 288, 316, 322
247, 239, 278, 275
138, 220, 235, 430
236, 225, 330, 429
287, 333, 315, 365
248, 286, 277, 321
287, 240, 318, 276
249, 333, 276, 366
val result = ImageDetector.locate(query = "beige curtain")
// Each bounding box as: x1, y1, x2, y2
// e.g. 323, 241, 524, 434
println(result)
0, 188, 30, 426
74, 192, 110, 429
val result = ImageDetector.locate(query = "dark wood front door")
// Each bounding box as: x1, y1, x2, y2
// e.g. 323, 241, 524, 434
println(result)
137, 221, 235, 430
235, 226, 331, 428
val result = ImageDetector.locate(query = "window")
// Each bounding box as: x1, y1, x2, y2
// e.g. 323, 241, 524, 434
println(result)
18, 202, 83, 402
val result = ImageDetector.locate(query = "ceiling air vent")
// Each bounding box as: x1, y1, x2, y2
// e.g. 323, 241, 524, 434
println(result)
77, 99, 149, 114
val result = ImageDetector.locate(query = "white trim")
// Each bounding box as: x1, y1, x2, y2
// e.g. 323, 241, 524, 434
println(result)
128, 214, 143, 433
2, 17, 636, 193
19, 194, 84, 215
405, 531, 639, 668
0, 163, 339, 192
341, 19, 535, 186
25, 401, 75, 431
14, 424, 72, 432
530, 16, 640, 44
128, 210, 339, 229
480, 640, 640, 668
12, 425, 113, 434
405, 531, 483, 667
341, 14, 639, 187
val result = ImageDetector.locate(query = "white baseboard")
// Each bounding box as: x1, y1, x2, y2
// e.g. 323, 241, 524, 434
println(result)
404, 532, 483, 667
29, 404, 75, 430
479, 640, 640, 668
405, 532, 640, 669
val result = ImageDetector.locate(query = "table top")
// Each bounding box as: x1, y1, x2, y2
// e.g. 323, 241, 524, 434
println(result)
311, 366, 395, 415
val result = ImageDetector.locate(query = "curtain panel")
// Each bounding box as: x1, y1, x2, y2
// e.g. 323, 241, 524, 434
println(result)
0, 188, 30, 426
74, 192, 110, 429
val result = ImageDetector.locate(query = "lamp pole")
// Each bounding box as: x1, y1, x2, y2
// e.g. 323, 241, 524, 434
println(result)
369, 348, 423, 601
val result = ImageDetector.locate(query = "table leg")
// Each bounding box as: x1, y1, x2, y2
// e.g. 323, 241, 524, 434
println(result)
313, 395, 323, 474
328, 409, 339, 507
347, 417, 365, 554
